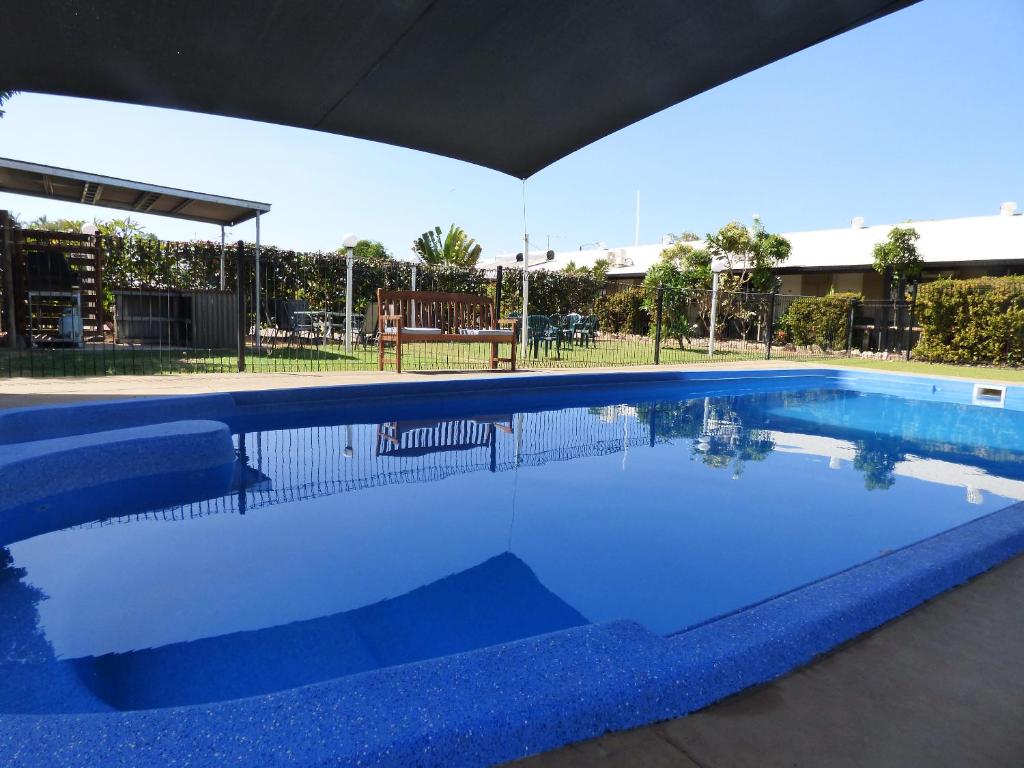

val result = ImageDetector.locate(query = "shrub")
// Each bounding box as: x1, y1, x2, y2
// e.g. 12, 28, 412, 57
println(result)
595, 286, 651, 335
914, 277, 1024, 365
779, 293, 860, 350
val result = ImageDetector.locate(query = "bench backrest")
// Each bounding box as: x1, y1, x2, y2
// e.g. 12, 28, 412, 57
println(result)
377, 289, 496, 333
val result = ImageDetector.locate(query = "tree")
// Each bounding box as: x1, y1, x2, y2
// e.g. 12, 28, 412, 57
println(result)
873, 225, 922, 294
412, 224, 482, 268
335, 239, 391, 263
564, 257, 610, 281
642, 242, 707, 346
0, 91, 15, 119
705, 218, 791, 293
29, 215, 85, 232
704, 219, 790, 340
96, 217, 151, 240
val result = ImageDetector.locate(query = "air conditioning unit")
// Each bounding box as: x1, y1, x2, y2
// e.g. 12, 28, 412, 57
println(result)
608, 249, 632, 268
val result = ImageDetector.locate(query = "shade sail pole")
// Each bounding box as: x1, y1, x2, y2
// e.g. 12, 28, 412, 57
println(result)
254, 212, 262, 354
520, 180, 529, 358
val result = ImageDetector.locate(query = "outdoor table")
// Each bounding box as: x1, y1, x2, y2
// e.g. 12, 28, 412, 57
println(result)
293, 310, 363, 345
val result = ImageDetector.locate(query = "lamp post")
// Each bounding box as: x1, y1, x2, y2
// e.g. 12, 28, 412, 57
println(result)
708, 255, 728, 357
341, 233, 358, 354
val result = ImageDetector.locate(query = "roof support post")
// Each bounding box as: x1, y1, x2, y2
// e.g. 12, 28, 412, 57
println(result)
254, 212, 261, 355
1, 211, 17, 349
219, 225, 226, 291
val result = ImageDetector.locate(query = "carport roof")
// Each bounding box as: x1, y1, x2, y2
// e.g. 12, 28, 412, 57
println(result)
0, 157, 271, 227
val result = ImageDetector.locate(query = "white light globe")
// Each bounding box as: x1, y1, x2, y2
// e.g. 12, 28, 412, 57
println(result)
341, 233, 359, 249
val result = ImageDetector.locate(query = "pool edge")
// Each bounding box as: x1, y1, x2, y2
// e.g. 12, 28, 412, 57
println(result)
2, 368, 1024, 767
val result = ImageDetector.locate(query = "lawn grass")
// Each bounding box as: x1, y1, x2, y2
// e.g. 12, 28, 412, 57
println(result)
0, 338, 765, 377
4, 339, 1024, 382
797, 355, 1024, 384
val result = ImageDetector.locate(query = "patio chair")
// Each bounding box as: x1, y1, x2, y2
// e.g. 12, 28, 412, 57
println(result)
576, 314, 598, 346
269, 298, 312, 351
359, 301, 379, 349
526, 315, 559, 358
560, 313, 582, 348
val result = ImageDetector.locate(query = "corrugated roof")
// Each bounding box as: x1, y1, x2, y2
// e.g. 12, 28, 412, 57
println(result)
0, 157, 271, 227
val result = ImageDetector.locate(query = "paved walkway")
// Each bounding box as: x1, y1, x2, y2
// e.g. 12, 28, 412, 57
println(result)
515, 554, 1024, 768
5, 358, 1021, 410
0, 360, 806, 409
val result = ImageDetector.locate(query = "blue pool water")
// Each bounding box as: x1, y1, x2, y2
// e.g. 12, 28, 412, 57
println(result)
3, 379, 1023, 714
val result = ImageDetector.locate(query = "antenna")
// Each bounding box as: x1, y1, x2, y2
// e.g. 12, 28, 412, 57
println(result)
634, 190, 640, 247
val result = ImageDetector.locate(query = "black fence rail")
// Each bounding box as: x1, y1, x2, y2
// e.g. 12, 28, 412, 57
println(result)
1, 219, 891, 377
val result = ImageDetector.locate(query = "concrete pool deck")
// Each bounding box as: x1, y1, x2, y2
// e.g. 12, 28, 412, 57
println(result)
515, 552, 1024, 768
2, 361, 1022, 767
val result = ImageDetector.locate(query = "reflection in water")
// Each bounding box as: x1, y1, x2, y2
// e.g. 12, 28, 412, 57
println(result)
3, 386, 1024, 714
37, 389, 1024, 527
0, 547, 51, 665
853, 437, 905, 491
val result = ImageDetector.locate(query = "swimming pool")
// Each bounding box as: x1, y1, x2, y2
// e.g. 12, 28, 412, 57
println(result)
1, 369, 1023, 766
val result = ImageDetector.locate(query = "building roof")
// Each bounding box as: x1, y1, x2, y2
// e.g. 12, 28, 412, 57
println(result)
779, 212, 1024, 271
483, 207, 1024, 277
0, 157, 271, 227
1, 1, 916, 179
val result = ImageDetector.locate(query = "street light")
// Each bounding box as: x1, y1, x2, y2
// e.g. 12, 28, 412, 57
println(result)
342, 233, 358, 354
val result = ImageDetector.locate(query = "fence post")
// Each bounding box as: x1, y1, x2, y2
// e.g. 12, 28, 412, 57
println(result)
494, 265, 503, 320
236, 240, 247, 372
905, 283, 918, 362
0, 211, 17, 349
654, 284, 664, 365
764, 288, 778, 361
846, 299, 856, 356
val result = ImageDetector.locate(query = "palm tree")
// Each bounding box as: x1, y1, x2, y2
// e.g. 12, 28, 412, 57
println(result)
412, 224, 482, 268
0, 91, 16, 119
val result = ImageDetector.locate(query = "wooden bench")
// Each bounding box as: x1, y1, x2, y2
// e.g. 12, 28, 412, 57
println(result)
376, 289, 517, 373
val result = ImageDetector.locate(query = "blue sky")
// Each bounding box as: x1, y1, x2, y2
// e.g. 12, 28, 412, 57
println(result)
0, 0, 1021, 257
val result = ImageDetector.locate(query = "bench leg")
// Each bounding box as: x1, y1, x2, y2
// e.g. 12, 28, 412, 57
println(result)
378, 338, 384, 371
490, 342, 498, 370
395, 341, 402, 374
510, 339, 516, 371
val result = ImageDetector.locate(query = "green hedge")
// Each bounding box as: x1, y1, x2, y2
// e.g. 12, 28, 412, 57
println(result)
594, 286, 650, 335
779, 293, 859, 350
99, 236, 490, 316
915, 277, 1024, 365
497, 267, 603, 317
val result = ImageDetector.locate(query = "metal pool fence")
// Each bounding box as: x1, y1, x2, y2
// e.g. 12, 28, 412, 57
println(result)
0, 224, 916, 378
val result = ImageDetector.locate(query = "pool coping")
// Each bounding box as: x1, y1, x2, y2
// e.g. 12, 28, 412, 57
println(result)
2, 368, 1023, 767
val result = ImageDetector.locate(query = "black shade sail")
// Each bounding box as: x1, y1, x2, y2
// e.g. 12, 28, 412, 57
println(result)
2, 1, 916, 179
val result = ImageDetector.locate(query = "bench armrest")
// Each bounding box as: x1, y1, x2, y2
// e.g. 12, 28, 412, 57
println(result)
497, 318, 517, 329
381, 314, 404, 328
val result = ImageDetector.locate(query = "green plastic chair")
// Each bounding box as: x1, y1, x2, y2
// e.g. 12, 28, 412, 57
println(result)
526, 315, 558, 357
561, 313, 581, 348
576, 314, 598, 346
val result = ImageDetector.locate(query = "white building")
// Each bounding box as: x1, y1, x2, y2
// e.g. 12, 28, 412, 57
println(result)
482, 203, 1024, 300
